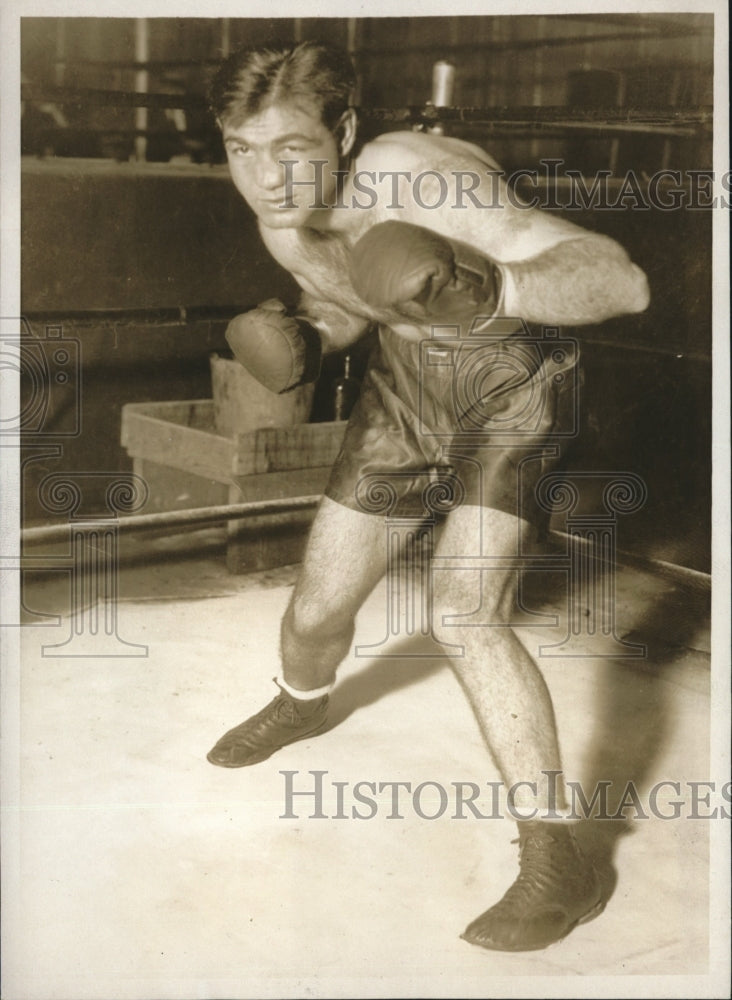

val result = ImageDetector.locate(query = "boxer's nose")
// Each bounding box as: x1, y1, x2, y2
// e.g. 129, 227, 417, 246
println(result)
255, 153, 284, 191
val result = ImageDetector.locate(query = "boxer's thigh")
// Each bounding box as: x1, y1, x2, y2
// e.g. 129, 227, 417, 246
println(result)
431, 503, 535, 625
290, 496, 391, 624
444, 339, 580, 529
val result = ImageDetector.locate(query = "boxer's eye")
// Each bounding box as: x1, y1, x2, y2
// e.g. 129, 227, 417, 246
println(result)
226, 142, 251, 157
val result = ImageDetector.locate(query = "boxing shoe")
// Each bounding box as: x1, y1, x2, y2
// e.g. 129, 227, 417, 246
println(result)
461, 819, 603, 952
207, 682, 329, 768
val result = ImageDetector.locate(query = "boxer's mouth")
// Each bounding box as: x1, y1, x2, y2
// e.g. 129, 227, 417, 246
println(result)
260, 195, 294, 207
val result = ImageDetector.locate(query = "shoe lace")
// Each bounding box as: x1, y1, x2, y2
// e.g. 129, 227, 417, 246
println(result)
489, 832, 569, 914
221, 695, 295, 744
274, 695, 297, 722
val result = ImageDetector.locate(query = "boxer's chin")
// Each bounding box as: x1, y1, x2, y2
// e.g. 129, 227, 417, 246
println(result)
256, 202, 318, 230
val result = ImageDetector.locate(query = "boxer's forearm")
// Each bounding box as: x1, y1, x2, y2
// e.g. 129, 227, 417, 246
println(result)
297, 293, 373, 352
501, 234, 650, 326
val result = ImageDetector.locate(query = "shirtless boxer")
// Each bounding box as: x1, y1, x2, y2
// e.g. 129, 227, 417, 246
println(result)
205, 41, 650, 952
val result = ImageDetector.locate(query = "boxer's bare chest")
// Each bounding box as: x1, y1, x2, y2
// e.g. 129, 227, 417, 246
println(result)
260, 222, 374, 315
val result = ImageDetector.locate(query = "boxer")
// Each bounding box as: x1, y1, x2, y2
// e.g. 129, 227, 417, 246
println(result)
206, 41, 649, 952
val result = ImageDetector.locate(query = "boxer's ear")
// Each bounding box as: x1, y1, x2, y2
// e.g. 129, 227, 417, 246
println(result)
335, 108, 357, 157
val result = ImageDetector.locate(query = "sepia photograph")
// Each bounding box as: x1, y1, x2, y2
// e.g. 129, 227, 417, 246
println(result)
1, 2, 729, 998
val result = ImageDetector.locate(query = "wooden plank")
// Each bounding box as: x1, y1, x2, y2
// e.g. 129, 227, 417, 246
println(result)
225, 479, 317, 574
122, 398, 216, 429
233, 421, 348, 476
121, 401, 236, 482
133, 457, 229, 513
224, 469, 330, 574
225, 510, 314, 574
122, 401, 346, 482
122, 404, 342, 572
230, 467, 333, 503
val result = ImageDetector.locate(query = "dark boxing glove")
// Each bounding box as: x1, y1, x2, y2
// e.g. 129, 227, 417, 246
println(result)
350, 221, 502, 321
225, 299, 322, 394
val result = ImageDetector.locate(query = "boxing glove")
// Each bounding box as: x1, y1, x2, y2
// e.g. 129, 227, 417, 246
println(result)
225, 299, 322, 394
350, 221, 502, 321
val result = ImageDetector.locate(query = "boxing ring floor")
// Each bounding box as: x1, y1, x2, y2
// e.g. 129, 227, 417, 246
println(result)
5, 526, 721, 998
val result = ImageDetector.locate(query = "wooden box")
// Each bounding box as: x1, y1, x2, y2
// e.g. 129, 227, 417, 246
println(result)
121, 400, 346, 573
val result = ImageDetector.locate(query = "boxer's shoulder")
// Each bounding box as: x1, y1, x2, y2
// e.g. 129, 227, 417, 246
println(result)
356, 130, 501, 174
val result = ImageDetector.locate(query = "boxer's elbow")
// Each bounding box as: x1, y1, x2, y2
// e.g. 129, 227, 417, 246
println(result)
598, 258, 650, 321
588, 235, 650, 316
624, 261, 651, 314
506, 235, 652, 325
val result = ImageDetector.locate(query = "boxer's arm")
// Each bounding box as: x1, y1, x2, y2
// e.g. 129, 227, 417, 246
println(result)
420, 190, 649, 326
403, 180, 649, 325
360, 137, 649, 325
499, 232, 650, 325
296, 292, 374, 352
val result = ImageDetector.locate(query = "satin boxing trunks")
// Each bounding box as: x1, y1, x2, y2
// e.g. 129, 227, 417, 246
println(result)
324, 321, 580, 528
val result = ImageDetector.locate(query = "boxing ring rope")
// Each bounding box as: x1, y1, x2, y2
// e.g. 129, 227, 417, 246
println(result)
20, 494, 322, 546
360, 105, 709, 137
19, 493, 711, 592
21, 83, 712, 137
18, 479, 707, 659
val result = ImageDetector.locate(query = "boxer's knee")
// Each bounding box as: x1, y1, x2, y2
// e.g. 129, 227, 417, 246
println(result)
282, 590, 356, 651
431, 569, 514, 650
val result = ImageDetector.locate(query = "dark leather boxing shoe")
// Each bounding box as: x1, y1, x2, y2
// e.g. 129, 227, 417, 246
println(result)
207, 686, 329, 768
461, 820, 603, 952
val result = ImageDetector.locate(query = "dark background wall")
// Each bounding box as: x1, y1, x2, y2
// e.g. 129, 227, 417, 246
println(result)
19, 15, 713, 573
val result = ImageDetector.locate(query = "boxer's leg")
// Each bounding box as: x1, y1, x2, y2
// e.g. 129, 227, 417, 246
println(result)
207, 497, 391, 767
280, 497, 392, 690
431, 504, 602, 951
432, 504, 564, 811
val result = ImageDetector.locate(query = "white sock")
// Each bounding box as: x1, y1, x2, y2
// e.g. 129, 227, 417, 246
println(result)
276, 674, 334, 700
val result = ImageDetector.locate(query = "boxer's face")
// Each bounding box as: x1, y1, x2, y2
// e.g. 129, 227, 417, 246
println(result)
222, 101, 352, 228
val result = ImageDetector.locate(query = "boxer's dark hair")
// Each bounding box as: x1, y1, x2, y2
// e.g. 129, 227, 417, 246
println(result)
210, 41, 355, 131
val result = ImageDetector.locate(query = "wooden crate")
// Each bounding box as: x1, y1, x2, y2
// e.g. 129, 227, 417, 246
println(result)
121, 400, 347, 573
